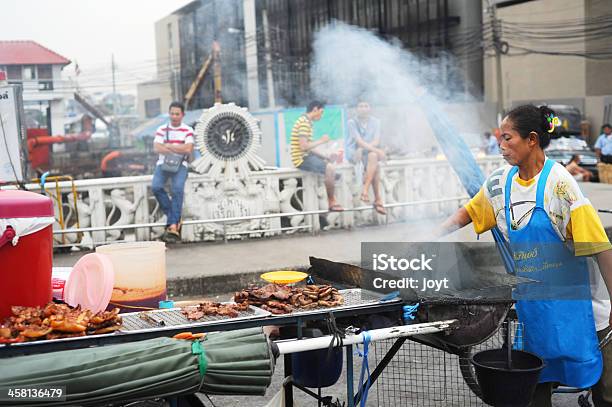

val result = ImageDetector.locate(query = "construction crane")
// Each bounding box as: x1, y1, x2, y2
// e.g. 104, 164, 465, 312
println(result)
184, 41, 222, 109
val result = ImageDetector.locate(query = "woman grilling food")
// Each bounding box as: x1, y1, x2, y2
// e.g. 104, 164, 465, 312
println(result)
439, 105, 612, 406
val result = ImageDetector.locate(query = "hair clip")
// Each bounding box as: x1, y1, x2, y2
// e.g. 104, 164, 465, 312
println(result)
546, 114, 560, 133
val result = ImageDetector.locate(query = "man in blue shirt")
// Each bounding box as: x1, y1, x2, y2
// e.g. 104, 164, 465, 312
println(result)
485, 132, 501, 155
346, 101, 386, 215
595, 124, 612, 164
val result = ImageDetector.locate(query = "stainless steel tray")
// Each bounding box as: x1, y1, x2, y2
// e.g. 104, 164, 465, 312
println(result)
255, 288, 400, 317
119, 304, 270, 333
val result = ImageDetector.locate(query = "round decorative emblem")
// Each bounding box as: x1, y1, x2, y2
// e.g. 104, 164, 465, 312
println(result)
192, 103, 265, 180
204, 113, 252, 160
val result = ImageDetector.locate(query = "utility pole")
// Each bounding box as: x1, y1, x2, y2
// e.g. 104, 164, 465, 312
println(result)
262, 8, 276, 109
111, 54, 119, 148
488, 0, 504, 122
111, 54, 117, 118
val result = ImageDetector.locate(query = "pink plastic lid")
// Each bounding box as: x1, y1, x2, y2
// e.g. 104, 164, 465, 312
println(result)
0, 190, 54, 218
64, 253, 114, 313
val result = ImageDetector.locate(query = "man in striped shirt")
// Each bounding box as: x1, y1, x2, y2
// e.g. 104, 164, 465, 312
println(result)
152, 101, 194, 242
290, 101, 343, 211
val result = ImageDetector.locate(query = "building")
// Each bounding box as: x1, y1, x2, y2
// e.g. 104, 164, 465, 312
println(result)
137, 12, 182, 119
144, 0, 485, 112
177, 0, 247, 109
137, 0, 247, 117
0, 40, 72, 135
484, 0, 612, 143
251, 0, 484, 108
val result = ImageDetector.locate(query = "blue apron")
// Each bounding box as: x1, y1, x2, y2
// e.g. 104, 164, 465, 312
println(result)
504, 159, 602, 388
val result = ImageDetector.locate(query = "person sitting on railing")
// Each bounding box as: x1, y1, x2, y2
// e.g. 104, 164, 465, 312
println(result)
290, 100, 343, 212
346, 100, 387, 215
151, 101, 194, 243
566, 154, 593, 182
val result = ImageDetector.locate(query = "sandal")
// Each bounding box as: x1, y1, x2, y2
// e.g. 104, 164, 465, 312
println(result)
374, 202, 387, 216
329, 204, 345, 212
163, 228, 180, 243
360, 193, 370, 204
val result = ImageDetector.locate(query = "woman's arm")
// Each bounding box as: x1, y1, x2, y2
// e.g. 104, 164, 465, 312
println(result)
435, 207, 472, 238
596, 249, 612, 326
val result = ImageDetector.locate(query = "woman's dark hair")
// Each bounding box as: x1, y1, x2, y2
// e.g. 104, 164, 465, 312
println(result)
504, 104, 556, 149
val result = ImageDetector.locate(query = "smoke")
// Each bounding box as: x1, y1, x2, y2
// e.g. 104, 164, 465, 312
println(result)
310, 22, 494, 156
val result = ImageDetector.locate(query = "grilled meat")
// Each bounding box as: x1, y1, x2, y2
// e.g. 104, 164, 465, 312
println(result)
233, 284, 344, 313
180, 301, 247, 321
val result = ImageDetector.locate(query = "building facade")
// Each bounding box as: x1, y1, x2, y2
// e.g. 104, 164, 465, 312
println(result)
252, 0, 484, 107
484, 0, 612, 143
137, 13, 182, 119
0, 40, 72, 135
149, 0, 484, 112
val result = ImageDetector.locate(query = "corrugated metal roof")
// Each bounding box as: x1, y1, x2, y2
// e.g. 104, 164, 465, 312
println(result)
0, 40, 71, 66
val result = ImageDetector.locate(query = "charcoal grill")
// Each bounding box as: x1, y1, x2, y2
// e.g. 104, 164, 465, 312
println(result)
309, 256, 514, 351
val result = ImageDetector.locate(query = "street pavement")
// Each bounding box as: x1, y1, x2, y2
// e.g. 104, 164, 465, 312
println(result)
54, 182, 612, 284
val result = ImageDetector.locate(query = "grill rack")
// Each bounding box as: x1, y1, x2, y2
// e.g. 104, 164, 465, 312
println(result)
120, 305, 270, 333
268, 288, 398, 316
0, 289, 403, 357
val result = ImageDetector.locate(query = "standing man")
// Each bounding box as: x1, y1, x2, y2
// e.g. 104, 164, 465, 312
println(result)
152, 101, 194, 243
595, 124, 612, 164
290, 101, 343, 211
485, 131, 501, 155
346, 101, 386, 215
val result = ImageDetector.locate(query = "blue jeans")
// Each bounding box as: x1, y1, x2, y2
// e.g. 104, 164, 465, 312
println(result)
151, 164, 188, 226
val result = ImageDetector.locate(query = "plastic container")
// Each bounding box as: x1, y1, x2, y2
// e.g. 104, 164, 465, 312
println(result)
0, 190, 54, 319
260, 271, 308, 284
96, 242, 166, 312
471, 349, 544, 407
292, 328, 343, 388
51, 267, 73, 301
63, 254, 114, 313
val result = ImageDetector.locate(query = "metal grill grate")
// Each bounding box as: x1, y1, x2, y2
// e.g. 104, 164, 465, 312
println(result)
120, 306, 269, 332
287, 288, 398, 316
373, 319, 523, 406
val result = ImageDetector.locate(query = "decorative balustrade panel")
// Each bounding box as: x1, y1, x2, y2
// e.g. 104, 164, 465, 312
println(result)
15, 157, 504, 248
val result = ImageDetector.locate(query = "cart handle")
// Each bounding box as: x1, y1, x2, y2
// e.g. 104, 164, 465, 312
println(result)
0, 226, 16, 249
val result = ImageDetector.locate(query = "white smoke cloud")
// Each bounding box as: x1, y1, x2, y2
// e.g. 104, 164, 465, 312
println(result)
310, 22, 495, 156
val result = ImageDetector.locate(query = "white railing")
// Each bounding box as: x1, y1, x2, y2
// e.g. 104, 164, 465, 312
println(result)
11, 156, 504, 248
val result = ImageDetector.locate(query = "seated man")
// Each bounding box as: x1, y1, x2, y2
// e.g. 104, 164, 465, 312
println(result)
346, 101, 386, 215
566, 154, 592, 182
290, 101, 343, 211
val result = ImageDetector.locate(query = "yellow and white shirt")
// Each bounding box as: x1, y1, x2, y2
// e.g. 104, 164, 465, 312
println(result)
465, 159, 612, 330
290, 115, 313, 167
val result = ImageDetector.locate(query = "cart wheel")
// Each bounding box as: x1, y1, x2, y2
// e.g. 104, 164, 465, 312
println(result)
578, 394, 592, 407
458, 347, 483, 400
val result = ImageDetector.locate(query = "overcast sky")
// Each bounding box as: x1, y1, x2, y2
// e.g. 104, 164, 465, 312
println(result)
3, 0, 193, 94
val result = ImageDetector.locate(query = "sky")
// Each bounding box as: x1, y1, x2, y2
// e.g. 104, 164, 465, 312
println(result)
2, 0, 193, 94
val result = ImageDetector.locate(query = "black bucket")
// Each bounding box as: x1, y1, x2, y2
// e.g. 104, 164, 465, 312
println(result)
292, 328, 343, 388
471, 349, 544, 407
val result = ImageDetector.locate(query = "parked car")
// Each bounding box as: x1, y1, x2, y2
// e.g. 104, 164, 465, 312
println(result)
546, 137, 599, 182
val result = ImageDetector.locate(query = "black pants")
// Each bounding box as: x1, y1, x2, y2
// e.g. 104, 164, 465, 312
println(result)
601, 154, 612, 164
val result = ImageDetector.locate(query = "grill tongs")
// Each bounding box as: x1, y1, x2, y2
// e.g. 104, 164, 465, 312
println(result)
138, 311, 166, 327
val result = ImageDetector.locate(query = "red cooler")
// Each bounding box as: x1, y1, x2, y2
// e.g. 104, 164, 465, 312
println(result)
0, 190, 55, 319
